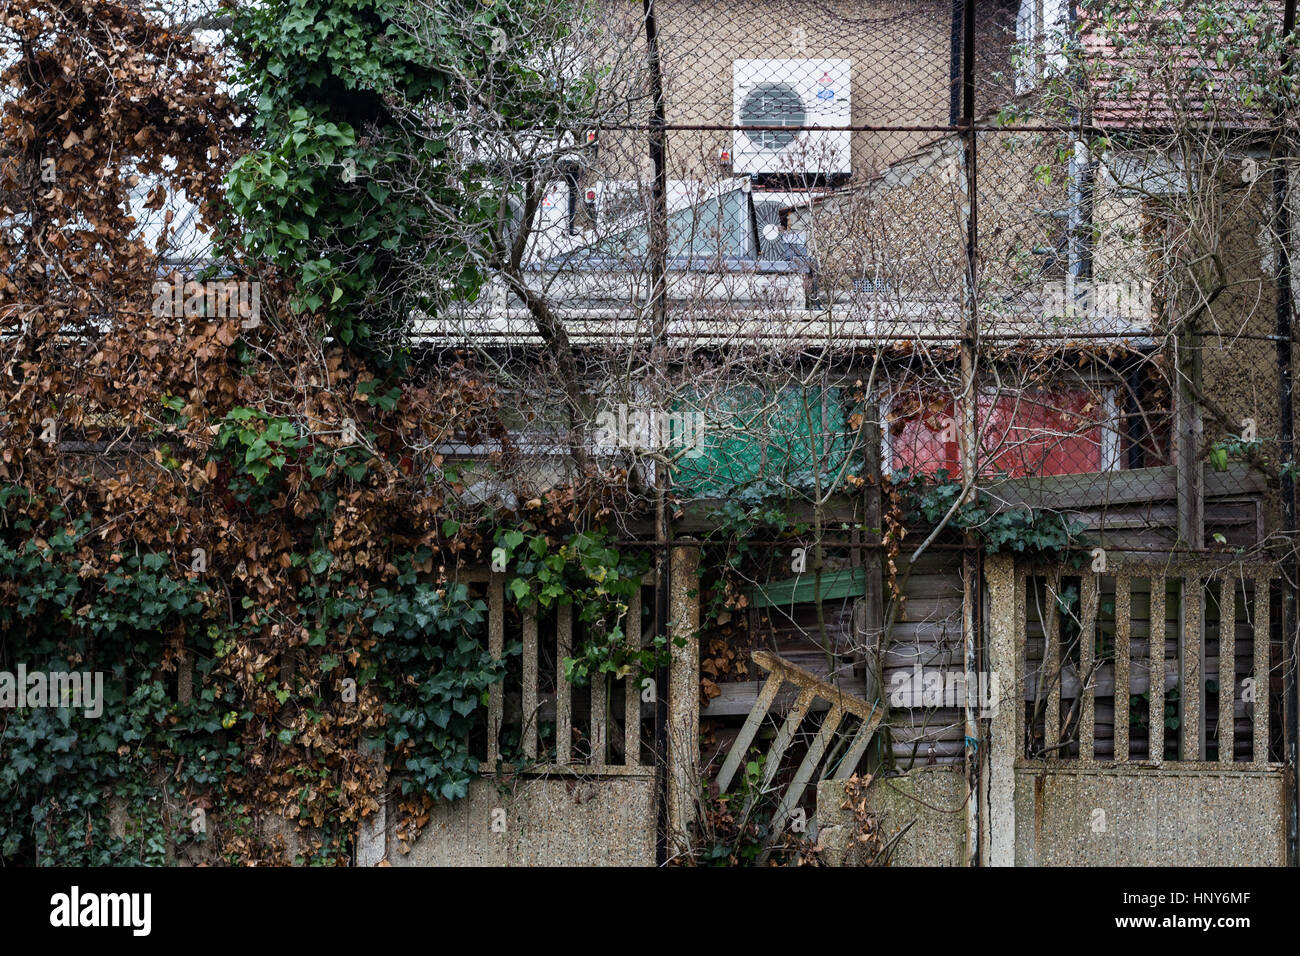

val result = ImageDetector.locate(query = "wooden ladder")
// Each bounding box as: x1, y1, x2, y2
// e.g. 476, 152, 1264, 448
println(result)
716, 650, 882, 836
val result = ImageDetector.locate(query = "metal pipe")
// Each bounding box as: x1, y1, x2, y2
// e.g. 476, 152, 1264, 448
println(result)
1276, 0, 1299, 869
948, 0, 963, 127
600, 122, 1100, 134
960, 0, 981, 868
642, 0, 673, 867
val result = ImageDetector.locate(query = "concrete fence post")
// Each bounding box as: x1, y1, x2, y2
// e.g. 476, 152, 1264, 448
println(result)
983, 552, 1019, 866
666, 543, 700, 857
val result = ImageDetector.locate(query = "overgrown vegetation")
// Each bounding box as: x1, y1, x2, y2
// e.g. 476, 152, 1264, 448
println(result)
0, 0, 627, 865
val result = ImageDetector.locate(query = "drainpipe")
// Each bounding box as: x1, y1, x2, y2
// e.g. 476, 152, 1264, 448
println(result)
1065, 1, 1093, 296
1276, 0, 1298, 870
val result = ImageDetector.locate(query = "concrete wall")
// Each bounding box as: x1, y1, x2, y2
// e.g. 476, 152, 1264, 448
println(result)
817, 767, 969, 866
1014, 765, 1287, 866
382, 776, 657, 867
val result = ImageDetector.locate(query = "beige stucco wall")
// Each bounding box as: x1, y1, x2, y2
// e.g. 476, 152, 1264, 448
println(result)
384, 776, 657, 866
1014, 765, 1287, 866
817, 767, 969, 865
598, 0, 1017, 184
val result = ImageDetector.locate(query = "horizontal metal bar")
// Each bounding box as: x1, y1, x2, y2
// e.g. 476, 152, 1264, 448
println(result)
602, 122, 1096, 134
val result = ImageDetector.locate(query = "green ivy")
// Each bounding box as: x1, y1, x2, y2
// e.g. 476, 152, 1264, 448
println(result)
893, 469, 1090, 560
0, 486, 227, 865
493, 528, 676, 685
224, 0, 593, 352
367, 552, 511, 800
0, 477, 511, 863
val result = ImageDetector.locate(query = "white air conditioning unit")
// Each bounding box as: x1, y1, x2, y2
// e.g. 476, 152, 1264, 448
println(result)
733, 59, 851, 176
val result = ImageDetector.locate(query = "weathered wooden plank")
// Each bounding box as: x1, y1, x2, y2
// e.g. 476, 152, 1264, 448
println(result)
557, 603, 572, 765
986, 462, 1263, 513
1182, 577, 1203, 761
624, 588, 641, 766
761, 686, 817, 791
747, 566, 867, 609
1045, 569, 1061, 754
833, 707, 883, 779
1217, 577, 1235, 764
1254, 574, 1270, 765
1150, 577, 1166, 764
701, 677, 869, 717
771, 703, 844, 832
487, 572, 505, 766
716, 672, 782, 793
1114, 573, 1131, 763
1080, 574, 1098, 761
523, 609, 538, 760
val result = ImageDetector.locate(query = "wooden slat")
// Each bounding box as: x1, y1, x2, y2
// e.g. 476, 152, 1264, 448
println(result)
487, 572, 505, 766
1217, 577, 1235, 764
1254, 573, 1271, 765
1015, 566, 1026, 759
624, 588, 642, 766
1045, 569, 1061, 754
990, 462, 1265, 512
1182, 577, 1203, 761
751, 650, 877, 719
1149, 576, 1166, 763
557, 603, 572, 765
591, 675, 607, 767
701, 678, 867, 717
1079, 574, 1098, 761
833, 706, 883, 779
1114, 572, 1131, 763
716, 672, 782, 793
747, 567, 867, 609
770, 703, 843, 831
761, 686, 816, 791
523, 610, 538, 760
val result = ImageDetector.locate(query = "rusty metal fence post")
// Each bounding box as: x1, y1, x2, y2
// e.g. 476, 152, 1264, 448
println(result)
1278, 0, 1300, 869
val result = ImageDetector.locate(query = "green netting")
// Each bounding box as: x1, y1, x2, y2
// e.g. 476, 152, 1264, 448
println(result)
672, 385, 857, 497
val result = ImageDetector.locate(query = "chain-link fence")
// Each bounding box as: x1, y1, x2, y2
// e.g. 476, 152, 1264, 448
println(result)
4, 0, 1297, 863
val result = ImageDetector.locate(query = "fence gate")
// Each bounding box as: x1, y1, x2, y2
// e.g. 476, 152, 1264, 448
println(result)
990, 556, 1288, 866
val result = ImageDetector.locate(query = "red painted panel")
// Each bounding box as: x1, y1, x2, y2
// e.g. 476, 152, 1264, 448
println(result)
891, 390, 1105, 479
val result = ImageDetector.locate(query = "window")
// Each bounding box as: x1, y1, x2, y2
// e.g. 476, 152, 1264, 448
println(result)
886, 388, 1120, 480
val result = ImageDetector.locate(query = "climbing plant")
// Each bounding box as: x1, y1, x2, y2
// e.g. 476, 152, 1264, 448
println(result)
493, 527, 674, 685
0, 0, 604, 866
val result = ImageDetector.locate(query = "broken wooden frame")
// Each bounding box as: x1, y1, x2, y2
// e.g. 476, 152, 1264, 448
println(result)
716, 650, 882, 833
